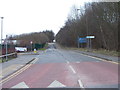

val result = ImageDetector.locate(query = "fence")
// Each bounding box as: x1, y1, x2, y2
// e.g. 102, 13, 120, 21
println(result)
0, 52, 17, 58
0, 44, 16, 55
0, 52, 17, 62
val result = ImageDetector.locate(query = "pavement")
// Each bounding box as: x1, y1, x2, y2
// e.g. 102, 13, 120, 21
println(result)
0, 51, 40, 79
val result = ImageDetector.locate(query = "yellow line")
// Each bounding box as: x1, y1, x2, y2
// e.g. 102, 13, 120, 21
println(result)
0, 64, 32, 84
1, 64, 31, 84
80, 54, 119, 64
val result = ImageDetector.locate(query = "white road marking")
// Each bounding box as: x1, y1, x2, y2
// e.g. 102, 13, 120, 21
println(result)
80, 53, 104, 60
48, 80, 66, 88
80, 53, 118, 64
69, 65, 76, 74
80, 54, 97, 59
78, 79, 84, 88
76, 61, 80, 63
12, 82, 29, 88
66, 61, 70, 64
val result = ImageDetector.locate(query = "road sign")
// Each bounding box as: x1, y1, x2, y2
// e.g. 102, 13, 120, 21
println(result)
86, 36, 95, 38
79, 38, 87, 43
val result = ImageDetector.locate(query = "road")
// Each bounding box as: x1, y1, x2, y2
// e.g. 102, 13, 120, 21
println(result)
1, 43, 119, 89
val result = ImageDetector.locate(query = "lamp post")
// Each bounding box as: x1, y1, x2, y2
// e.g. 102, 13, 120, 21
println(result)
0, 17, 4, 62
30, 41, 33, 51
6, 35, 8, 61
76, 8, 89, 51
76, 9, 80, 48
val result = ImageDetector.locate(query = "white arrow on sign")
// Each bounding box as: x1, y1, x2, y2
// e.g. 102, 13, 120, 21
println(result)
48, 80, 66, 88
11, 82, 29, 88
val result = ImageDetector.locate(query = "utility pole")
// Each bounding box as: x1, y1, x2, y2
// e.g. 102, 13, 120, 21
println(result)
30, 41, 33, 51
77, 8, 89, 51
85, 15, 89, 51
0, 17, 4, 62
84, 4, 89, 52
6, 35, 8, 61
78, 36, 79, 48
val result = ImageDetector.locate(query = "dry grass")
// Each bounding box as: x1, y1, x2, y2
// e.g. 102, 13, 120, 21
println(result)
63, 47, 119, 57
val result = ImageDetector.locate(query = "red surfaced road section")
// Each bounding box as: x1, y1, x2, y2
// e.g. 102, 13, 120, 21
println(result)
71, 61, 119, 88
2, 63, 78, 88
2, 61, 119, 88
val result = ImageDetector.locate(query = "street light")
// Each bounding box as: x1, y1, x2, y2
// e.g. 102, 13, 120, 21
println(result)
0, 17, 4, 44
75, 9, 81, 48
30, 41, 33, 51
6, 35, 8, 61
0, 17, 4, 62
76, 9, 89, 51
76, 9, 83, 48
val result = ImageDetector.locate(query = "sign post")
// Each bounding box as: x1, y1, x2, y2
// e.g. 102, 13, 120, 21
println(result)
78, 37, 87, 48
1, 17, 4, 62
77, 36, 79, 48
6, 35, 8, 61
30, 41, 33, 51
86, 36, 95, 51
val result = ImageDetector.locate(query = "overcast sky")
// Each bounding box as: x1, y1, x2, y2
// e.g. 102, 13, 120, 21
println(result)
0, 0, 93, 39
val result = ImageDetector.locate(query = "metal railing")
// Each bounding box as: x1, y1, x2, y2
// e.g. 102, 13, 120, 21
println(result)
0, 52, 17, 58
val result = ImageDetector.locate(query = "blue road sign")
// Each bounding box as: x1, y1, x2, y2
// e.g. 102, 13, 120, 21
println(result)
79, 38, 87, 43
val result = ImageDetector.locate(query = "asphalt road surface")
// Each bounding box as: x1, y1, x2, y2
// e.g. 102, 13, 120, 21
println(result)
1, 43, 119, 89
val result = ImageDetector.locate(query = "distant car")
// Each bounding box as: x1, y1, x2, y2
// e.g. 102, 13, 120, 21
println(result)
15, 47, 27, 52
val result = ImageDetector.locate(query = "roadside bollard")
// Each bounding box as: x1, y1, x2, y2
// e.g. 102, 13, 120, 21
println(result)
34, 49, 37, 53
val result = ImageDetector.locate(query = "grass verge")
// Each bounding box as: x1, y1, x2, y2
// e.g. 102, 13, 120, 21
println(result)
38, 43, 48, 51
0, 57, 17, 63
38, 48, 46, 51
62, 47, 119, 57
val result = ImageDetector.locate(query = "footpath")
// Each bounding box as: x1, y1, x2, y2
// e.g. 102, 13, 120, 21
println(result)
0, 52, 40, 79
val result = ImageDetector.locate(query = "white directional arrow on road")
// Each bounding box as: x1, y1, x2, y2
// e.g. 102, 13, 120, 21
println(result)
48, 80, 66, 88
11, 82, 29, 88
